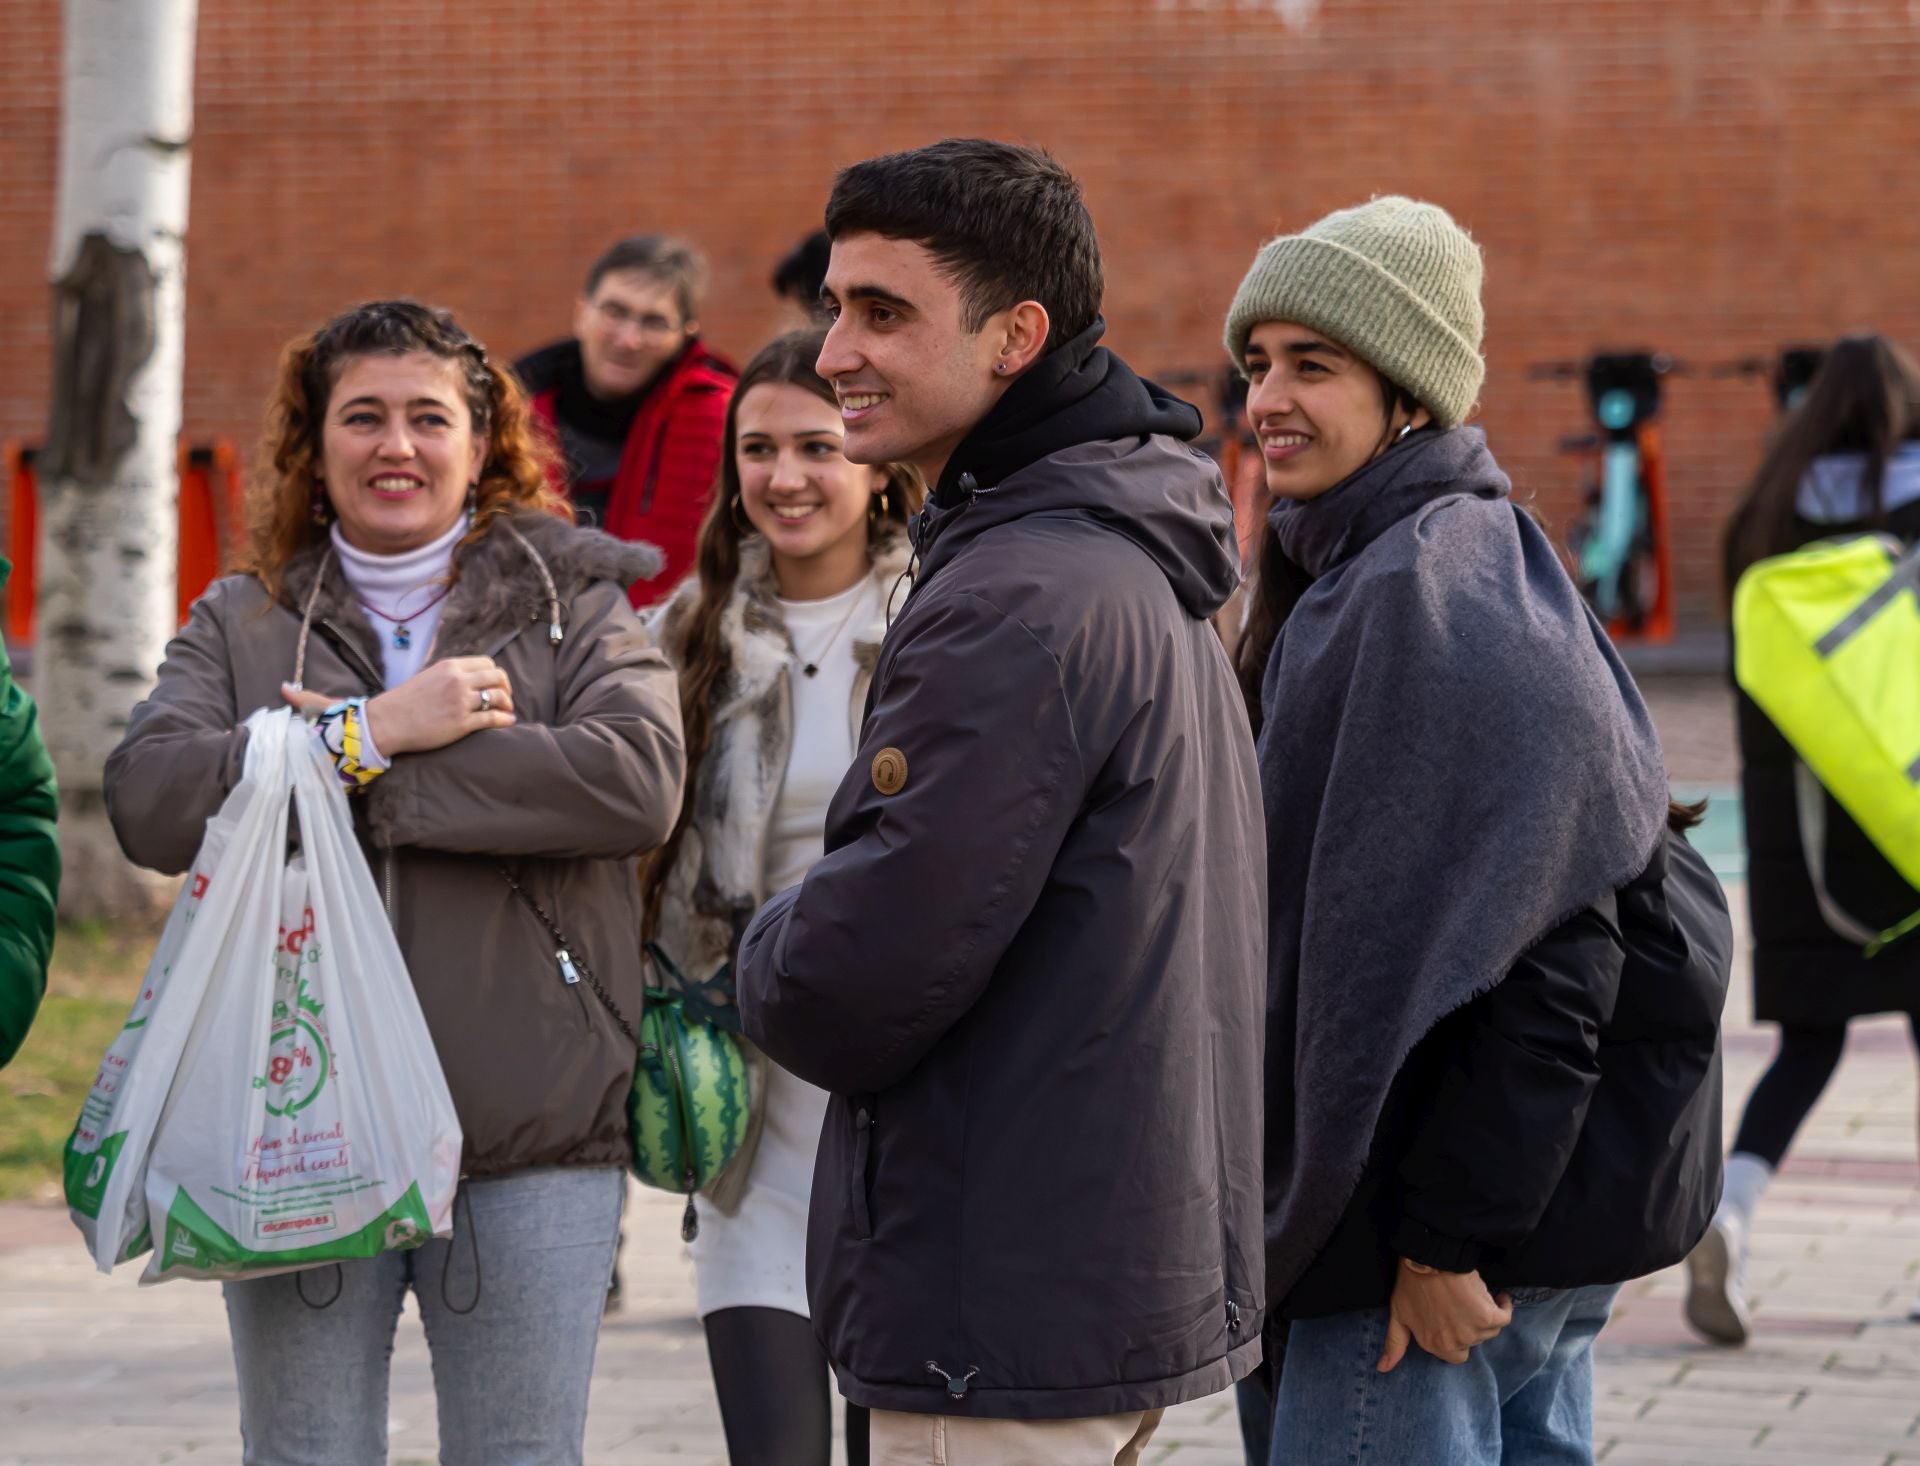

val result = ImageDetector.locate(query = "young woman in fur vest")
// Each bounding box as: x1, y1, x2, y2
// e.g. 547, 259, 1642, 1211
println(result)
643, 329, 922, 1466
105, 299, 686, 1463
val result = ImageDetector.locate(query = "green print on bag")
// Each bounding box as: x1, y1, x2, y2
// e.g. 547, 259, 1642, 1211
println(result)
261, 973, 332, 1119
153, 1180, 435, 1280
628, 972, 750, 1239
62, 1129, 129, 1224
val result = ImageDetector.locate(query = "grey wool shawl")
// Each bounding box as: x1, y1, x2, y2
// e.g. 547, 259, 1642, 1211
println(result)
1259, 427, 1667, 1303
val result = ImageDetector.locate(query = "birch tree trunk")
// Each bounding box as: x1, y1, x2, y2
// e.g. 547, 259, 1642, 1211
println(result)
37, 0, 198, 919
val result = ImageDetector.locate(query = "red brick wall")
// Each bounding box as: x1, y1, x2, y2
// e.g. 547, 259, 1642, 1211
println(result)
5, 0, 1919, 622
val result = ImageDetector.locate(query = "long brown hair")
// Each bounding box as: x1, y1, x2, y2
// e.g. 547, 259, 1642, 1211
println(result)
1722, 333, 1920, 606
639, 328, 924, 940
1234, 373, 1416, 739
241, 299, 566, 598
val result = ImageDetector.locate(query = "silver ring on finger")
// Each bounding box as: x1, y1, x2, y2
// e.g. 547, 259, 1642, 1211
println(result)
478, 688, 492, 713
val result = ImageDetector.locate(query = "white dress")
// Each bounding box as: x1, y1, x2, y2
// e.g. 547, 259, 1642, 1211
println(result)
688, 575, 878, 1319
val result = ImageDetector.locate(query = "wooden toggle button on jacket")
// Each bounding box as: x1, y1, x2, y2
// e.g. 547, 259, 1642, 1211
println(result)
871, 747, 908, 795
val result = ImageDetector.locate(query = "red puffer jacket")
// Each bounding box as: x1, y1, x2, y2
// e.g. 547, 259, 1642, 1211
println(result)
527, 340, 736, 607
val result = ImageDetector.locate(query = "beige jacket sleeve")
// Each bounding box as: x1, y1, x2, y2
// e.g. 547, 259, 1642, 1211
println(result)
362, 581, 685, 859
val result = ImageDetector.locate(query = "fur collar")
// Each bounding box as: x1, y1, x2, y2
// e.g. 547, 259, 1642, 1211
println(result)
655, 525, 912, 710
280, 510, 663, 680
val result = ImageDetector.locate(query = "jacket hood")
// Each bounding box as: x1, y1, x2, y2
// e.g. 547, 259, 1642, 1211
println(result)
1797, 441, 1920, 524
914, 323, 1237, 619
933, 317, 1204, 502
279, 510, 663, 682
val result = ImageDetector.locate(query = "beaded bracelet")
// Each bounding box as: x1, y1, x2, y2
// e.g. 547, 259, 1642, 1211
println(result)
314, 698, 385, 790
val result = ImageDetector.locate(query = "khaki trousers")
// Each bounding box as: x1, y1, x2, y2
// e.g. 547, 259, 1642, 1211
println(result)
870, 1407, 1164, 1465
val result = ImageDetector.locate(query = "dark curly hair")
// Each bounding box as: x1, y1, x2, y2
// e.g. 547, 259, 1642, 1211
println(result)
241, 299, 566, 598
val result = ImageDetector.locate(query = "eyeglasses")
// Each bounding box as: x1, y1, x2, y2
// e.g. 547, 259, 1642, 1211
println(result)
594, 299, 684, 337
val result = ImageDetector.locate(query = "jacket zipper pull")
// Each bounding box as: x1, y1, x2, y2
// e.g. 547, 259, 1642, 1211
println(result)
557, 949, 580, 985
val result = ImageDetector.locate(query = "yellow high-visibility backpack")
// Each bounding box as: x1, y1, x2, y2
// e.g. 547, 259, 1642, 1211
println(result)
1732, 534, 1920, 955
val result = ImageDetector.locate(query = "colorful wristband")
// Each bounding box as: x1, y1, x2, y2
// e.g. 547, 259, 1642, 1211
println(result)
314, 698, 385, 790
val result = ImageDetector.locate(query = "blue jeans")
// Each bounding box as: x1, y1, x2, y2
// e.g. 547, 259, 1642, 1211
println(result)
224, 1165, 625, 1466
1270, 1283, 1621, 1465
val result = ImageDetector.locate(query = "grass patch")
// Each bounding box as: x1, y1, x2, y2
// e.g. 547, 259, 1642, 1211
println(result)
0, 922, 158, 1201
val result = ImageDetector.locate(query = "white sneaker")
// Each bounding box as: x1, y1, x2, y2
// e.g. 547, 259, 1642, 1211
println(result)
1684, 1214, 1752, 1346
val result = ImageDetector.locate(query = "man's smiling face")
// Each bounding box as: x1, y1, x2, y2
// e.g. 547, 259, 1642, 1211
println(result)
815, 231, 1009, 485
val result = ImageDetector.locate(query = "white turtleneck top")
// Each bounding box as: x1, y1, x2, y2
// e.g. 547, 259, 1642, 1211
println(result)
318, 514, 468, 772
329, 514, 468, 687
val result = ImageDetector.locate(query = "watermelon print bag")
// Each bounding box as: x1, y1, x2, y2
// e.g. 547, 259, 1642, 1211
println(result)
635, 943, 751, 1241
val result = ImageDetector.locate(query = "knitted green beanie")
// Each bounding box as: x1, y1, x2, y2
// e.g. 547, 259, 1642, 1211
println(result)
1223, 196, 1486, 429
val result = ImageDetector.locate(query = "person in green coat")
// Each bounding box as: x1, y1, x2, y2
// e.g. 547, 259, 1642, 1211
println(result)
0, 558, 60, 1068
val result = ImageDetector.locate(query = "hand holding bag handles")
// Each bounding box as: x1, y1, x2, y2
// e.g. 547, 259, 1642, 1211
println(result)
68, 708, 464, 1280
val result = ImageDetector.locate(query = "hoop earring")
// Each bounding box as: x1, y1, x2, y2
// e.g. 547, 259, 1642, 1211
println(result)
730, 495, 753, 534
871, 488, 891, 523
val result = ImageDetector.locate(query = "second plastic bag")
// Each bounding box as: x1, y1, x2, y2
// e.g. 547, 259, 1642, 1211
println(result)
135, 706, 463, 1282
65, 718, 274, 1269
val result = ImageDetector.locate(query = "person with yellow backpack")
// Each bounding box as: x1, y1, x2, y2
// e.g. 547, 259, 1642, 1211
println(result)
1689, 333, 1920, 1344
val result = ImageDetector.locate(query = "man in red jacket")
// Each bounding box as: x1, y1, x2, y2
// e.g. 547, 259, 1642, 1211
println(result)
515, 235, 736, 605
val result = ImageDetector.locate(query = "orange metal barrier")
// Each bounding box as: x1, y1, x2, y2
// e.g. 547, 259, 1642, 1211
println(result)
4, 440, 244, 645
6, 445, 37, 645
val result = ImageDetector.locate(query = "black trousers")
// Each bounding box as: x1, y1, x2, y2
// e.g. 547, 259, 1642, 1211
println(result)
1733, 1015, 1920, 1167
704, 1305, 868, 1466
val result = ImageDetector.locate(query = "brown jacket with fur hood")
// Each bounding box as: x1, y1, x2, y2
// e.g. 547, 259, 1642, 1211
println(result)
104, 510, 685, 1179
647, 526, 910, 1211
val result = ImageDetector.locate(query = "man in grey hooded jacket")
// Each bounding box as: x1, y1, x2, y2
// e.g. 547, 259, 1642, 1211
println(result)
735, 139, 1265, 1462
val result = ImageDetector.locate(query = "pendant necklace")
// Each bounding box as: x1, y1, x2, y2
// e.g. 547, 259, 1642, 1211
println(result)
789, 582, 868, 678
357, 582, 455, 651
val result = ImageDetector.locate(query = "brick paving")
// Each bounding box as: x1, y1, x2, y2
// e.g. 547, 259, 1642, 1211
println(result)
1638, 672, 1741, 790
4, 676, 1917, 1464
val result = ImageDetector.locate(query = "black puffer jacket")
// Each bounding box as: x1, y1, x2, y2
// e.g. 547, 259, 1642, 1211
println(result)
737, 323, 1267, 1419
1281, 829, 1731, 1319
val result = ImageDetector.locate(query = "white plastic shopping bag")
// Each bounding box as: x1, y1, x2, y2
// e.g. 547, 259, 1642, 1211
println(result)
65, 708, 293, 1268
139, 707, 462, 1282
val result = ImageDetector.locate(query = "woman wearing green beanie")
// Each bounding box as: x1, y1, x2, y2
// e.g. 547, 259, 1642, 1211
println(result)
1230, 198, 1730, 1464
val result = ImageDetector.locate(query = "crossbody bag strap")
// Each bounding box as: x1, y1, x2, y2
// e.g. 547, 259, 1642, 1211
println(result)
498, 861, 639, 1043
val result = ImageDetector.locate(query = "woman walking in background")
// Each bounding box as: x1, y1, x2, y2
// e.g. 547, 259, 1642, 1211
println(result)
1689, 334, 1920, 1345
105, 300, 684, 1465
644, 329, 921, 1466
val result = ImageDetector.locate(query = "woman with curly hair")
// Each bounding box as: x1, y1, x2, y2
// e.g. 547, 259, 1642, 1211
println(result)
103, 299, 686, 1465
642, 329, 920, 1466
